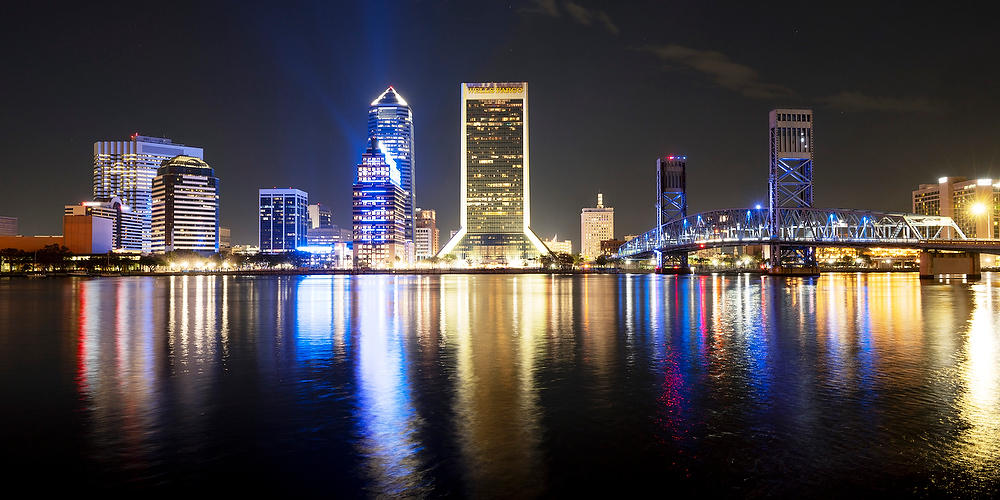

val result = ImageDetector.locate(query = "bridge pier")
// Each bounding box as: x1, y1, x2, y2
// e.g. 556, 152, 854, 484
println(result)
656, 251, 690, 274
919, 251, 981, 279
766, 244, 820, 276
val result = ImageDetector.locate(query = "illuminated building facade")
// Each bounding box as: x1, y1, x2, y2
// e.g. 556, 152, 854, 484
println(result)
369, 87, 415, 247
65, 196, 143, 251
93, 134, 203, 252
543, 235, 572, 254
913, 176, 1000, 239
151, 156, 220, 254
581, 193, 614, 259
414, 208, 439, 259
352, 137, 407, 268
438, 82, 548, 264
259, 188, 308, 253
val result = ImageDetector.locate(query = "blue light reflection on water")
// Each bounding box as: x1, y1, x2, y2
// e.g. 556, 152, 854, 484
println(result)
2, 273, 999, 494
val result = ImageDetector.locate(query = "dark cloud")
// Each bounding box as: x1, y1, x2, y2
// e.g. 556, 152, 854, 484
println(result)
563, 1, 619, 35
520, 0, 619, 35
519, 0, 559, 17
644, 44, 795, 99
821, 91, 947, 113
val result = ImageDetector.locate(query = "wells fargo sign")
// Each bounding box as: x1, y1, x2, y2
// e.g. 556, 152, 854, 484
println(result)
466, 84, 525, 94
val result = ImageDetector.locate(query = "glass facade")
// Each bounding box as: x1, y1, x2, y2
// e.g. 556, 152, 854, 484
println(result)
259, 188, 308, 253
93, 135, 203, 252
352, 138, 408, 269
368, 87, 415, 247
439, 82, 548, 264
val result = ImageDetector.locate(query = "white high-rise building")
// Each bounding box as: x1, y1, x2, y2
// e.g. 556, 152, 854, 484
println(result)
93, 134, 203, 252
151, 156, 220, 254
581, 193, 614, 260
414, 208, 439, 259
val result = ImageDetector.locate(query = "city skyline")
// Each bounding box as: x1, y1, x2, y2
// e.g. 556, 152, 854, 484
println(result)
1, 2, 998, 248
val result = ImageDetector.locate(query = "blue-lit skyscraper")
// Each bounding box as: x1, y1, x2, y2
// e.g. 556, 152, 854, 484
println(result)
259, 188, 308, 253
353, 137, 407, 268
368, 86, 414, 251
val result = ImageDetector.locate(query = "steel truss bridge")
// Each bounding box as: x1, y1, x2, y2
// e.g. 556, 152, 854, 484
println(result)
617, 207, 1000, 258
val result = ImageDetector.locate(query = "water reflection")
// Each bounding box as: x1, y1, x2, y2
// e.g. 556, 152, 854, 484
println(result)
446, 275, 546, 496
352, 276, 427, 496
955, 277, 1000, 478
4, 272, 990, 493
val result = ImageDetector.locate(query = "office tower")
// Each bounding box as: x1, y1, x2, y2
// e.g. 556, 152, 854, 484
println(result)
581, 193, 614, 259
65, 196, 143, 251
259, 188, 308, 253
353, 137, 408, 268
414, 208, 439, 259
93, 134, 203, 252
914, 176, 1000, 239
151, 156, 220, 254
543, 235, 572, 254
369, 86, 415, 247
438, 82, 549, 264
308, 203, 333, 229
0, 216, 16, 236
768, 109, 815, 268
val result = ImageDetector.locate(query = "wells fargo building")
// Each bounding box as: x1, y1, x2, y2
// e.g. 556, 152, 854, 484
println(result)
438, 82, 549, 264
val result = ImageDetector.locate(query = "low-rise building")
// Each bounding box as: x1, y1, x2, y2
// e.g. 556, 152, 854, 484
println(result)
543, 235, 572, 254
0, 215, 112, 254
65, 197, 142, 252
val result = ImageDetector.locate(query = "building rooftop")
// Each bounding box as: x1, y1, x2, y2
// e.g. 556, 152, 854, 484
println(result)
370, 86, 408, 107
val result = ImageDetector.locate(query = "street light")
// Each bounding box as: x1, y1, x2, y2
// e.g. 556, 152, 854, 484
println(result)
970, 202, 987, 216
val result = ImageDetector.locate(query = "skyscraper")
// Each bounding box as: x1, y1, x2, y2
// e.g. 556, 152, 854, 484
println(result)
369, 87, 415, 248
94, 134, 203, 252
259, 188, 308, 253
768, 109, 815, 269
414, 208, 439, 259
65, 196, 143, 252
151, 156, 220, 254
353, 137, 407, 268
581, 193, 614, 259
438, 82, 548, 264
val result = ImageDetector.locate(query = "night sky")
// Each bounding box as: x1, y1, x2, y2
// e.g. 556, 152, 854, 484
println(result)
2, 1, 997, 246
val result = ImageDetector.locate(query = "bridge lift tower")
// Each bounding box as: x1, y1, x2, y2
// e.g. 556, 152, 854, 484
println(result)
656, 155, 688, 272
768, 109, 819, 275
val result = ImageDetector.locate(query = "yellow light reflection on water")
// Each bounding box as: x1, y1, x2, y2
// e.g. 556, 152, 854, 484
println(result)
953, 278, 1000, 476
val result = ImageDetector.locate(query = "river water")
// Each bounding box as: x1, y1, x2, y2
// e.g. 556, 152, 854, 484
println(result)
1, 273, 998, 495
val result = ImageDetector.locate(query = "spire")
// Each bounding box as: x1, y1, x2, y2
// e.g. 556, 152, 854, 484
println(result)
370, 86, 408, 107
597, 193, 604, 208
